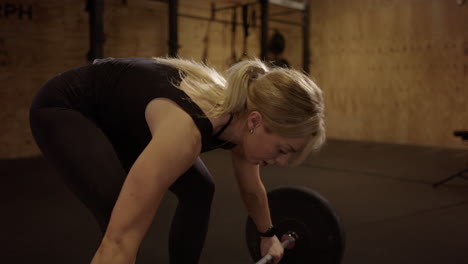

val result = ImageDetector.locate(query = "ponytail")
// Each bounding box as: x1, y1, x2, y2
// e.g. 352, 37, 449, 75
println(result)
222, 59, 269, 114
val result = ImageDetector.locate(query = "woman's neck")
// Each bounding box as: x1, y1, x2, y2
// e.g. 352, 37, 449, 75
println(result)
216, 114, 245, 145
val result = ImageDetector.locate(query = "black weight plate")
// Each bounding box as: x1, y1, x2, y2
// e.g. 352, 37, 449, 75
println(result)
246, 186, 345, 264
269, 30, 286, 55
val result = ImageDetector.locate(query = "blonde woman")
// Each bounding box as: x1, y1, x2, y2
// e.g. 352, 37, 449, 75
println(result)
29, 57, 325, 264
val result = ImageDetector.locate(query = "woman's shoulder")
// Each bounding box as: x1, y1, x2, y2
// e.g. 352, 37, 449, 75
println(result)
145, 98, 202, 141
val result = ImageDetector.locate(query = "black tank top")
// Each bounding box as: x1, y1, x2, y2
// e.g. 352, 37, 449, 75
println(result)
43, 57, 235, 171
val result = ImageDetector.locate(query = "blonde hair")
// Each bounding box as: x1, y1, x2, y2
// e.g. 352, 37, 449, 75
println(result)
153, 57, 325, 165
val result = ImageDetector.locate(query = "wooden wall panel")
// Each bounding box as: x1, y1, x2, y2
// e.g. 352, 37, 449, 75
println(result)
104, 0, 168, 58
311, 0, 468, 149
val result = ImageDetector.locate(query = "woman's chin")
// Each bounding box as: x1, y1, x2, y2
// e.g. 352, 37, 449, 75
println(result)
252, 160, 268, 167
249, 159, 260, 166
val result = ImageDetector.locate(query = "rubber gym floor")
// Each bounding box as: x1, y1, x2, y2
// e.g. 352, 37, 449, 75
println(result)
3, 139, 468, 264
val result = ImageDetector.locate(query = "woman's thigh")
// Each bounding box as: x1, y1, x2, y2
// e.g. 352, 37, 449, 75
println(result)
30, 106, 127, 233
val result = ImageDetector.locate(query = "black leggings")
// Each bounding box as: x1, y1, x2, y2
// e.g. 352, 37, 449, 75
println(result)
30, 79, 214, 264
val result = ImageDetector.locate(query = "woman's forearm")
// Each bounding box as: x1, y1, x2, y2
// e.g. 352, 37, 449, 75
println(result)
241, 187, 273, 233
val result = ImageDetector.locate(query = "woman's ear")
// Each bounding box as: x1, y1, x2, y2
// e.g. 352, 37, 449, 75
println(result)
247, 111, 263, 130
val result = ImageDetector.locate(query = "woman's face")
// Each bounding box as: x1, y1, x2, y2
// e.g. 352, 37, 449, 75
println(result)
242, 112, 307, 167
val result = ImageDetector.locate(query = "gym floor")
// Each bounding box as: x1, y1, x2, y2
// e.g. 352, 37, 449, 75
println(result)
3, 139, 468, 264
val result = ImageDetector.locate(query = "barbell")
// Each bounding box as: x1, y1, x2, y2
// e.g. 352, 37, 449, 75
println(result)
245, 186, 346, 263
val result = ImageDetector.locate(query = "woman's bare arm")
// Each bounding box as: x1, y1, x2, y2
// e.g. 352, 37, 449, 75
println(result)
230, 148, 284, 263
230, 148, 272, 233
91, 99, 201, 264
